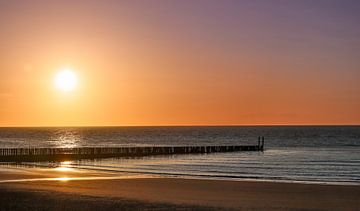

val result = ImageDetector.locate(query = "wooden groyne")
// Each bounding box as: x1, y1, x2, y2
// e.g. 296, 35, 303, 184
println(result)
0, 139, 265, 162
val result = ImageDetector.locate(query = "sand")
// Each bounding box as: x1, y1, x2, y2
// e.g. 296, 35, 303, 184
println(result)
1, 177, 359, 210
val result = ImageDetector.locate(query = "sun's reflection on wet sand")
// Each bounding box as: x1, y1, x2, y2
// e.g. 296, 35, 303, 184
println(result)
56, 177, 70, 182
0, 175, 154, 183
0, 159, 157, 184
0, 159, 151, 184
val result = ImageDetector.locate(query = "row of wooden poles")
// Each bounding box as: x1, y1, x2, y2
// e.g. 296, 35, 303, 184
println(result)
0, 138, 265, 162
0, 145, 263, 156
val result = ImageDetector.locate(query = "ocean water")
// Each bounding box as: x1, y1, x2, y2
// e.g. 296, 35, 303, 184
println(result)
0, 126, 359, 185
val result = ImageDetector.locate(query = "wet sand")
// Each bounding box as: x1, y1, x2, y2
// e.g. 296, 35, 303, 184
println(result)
1, 176, 359, 210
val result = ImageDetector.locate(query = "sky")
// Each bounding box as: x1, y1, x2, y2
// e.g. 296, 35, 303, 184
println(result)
0, 0, 359, 126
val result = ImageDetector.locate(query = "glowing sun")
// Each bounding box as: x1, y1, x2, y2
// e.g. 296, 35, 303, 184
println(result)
54, 69, 78, 92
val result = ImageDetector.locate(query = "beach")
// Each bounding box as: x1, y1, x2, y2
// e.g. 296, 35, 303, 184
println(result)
1, 175, 359, 210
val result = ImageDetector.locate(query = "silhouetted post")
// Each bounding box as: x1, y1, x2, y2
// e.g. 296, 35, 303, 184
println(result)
261, 136, 265, 151
258, 136, 261, 150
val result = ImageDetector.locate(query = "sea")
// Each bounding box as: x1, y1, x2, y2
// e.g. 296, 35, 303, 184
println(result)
0, 126, 359, 185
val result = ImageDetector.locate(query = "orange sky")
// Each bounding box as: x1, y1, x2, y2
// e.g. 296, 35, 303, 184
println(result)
1, 1, 359, 126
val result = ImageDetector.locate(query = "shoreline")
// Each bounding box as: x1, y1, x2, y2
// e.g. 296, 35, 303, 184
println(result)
1, 177, 359, 210
2, 174, 359, 187
1, 162, 358, 187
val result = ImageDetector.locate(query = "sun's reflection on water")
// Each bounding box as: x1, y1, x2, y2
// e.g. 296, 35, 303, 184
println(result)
52, 128, 83, 148
53, 161, 74, 173
54, 167, 73, 172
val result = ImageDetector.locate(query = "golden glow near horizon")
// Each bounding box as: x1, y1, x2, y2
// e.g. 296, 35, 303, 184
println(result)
54, 69, 78, 92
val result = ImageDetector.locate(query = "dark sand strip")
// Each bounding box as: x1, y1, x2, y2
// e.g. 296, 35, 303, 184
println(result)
0, 187, 217, 211
1, 178, 359, 210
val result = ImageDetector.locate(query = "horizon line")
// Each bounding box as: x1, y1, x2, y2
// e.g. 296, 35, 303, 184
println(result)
0, 124, 359, 128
